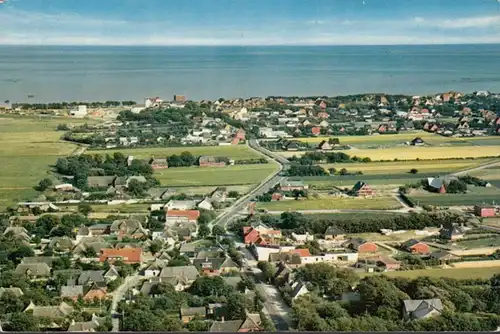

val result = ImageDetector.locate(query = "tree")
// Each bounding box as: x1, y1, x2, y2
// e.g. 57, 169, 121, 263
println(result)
446, 180, 467, 194
198, 223, 210, 238
78, 203, 92, 216
127, 179, 147, 197
198, 211, 216, 225
7, 312, 39, 331
339, 168, 349, 175
257, 261, 276, 283
35, 178, 53, 191
410, 168, 418, 174
212, 225, 226, 237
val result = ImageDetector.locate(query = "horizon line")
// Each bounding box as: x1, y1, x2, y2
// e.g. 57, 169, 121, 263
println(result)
1, 42, 500, 47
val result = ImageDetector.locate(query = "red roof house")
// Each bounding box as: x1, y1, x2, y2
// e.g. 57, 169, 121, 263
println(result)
291, 248, 311, 257
166, 210, 200, 222
402, 239, 430, 254
317, 112, 329, 119
99, 248, 142, 264
311, 127, 321, 136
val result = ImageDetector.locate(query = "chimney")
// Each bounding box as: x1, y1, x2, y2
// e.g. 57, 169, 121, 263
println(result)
205, 257, 209, 262
221, 316, 225, 323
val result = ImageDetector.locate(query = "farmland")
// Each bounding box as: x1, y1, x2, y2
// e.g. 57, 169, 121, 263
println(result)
281, 146, 500, 161
0, 116, 93, 209
456, 237, 500, 249
87, 145, 262, 161
155, 163, 279, 187
407, 186, 500, 207
257, 196, 402, 211
321, 159, 493, 176
362, 266, 500, 279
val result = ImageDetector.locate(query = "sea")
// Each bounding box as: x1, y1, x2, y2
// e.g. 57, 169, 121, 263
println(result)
1, 44, 500, 103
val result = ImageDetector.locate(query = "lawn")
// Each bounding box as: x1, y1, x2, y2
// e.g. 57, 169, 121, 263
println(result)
281, 146, 500, 161
0, 116, 92, 209
88, 145, 262, 161
456, 237, 500, 249
408, 186, 500, 207
362, 266, 500, 279
155, 163, 279, 187
321, 159, 493, 176
257, 196, 402, 211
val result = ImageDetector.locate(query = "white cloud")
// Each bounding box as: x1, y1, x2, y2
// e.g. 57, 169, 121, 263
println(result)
412, 15, 500, 29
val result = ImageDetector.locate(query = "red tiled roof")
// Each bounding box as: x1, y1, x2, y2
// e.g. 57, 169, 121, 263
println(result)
291, 248, 311, 257
244, 228, 260, 244
166, 210, 200, 221
99, 248, 142, 263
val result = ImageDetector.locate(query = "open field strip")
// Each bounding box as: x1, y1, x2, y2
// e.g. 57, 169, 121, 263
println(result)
155, 163, 280, 187
280, 146, 500, 161
456, 237, 500, 249
166, 185, 255, 195
408, 186, 500, 207
88, 145, 262, 161
294, 132, 451, 144
257, 196, 402, 211
321, 159, 494, 175
361, 266, 500, 279
0, 117, 95, 209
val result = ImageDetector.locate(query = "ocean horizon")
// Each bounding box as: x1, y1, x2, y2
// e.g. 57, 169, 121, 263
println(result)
1, 44, 500, 103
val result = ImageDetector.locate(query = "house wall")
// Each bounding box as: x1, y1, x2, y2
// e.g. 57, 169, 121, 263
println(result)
475, 207, 496, 217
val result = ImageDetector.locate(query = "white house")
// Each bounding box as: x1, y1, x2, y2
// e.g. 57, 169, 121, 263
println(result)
165, 200, 198, 210
70, 105, 88, 118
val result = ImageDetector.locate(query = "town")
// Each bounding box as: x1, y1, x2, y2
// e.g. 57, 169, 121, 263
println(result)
1, 90, 500, 332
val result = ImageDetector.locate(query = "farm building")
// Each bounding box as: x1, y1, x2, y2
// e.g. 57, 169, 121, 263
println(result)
474, 205, 496, 217
402, 239, 430, 254
199, 156, 227, 167
439, 223, 465, 241
375, 256, 401, 271
317, 140, 335, 151
426, 176, 458, 193
149, 157, 169, 169
411, 137, 425, 146
279, 180, 309, 192
350, 181, 374, 197
346, 238, 378, 253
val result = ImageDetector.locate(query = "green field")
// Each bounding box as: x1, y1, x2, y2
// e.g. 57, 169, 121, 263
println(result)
321, 159, 493, 176
257, 196, 402, 211
408, 186, 500, 207
362, 266, 500, 279
155, 163, 279, 187
88, 145, 262, 161
0, 116, 93, 209
456, 237, 500, 249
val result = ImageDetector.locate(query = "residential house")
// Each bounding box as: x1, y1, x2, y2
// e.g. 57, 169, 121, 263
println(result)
411, 137, 425, 146
76, 270, 106, 285
430, 251, 457, 262
24, 301, 74, 328
60, 282, 107, 301
279, 180, 309, 192
165, 200, 198, 210
158, 266, 199, 291
209, 313, 262, 332
179, 243, 197, 258
345, 238, 378, 253
3, 226, 30, 242
144, 259, 167, 277
243, 226, 282, 245
15, 263, 51, 279
198, 198, 214, 211
199, 156, 226, 167
211, 187, 228, 202
165, 210, 200, 224
439, 223, 466, 241
311, 127, 321, 136
291, 232, 314, 243
350, 181, 375, 197
193, 257, 239, 276
99, 248, 143, 264
67, 315, 108, 332
289, 280, 309, 300
402, 239, 430, 254
403, 299, 443, 321
317, 140, 333, 151
474, 205, 496, 217
149, 157, 169, 169
0, 287, 24, 298
110, 219, 148, 240
180, 307, 207, 323
324, 226, 345, 241
375, 256, 402, 271
48, 237, 74, 252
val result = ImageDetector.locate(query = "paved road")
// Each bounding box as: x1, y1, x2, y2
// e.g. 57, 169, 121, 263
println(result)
451, 160, 500, 176
255, 283, 293, 331
110, 273, 143, 332
211, 140, 287, 228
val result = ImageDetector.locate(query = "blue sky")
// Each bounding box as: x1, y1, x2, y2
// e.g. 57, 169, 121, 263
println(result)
0, 0, 499, 45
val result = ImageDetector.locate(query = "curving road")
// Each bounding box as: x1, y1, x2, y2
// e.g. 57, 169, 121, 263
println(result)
211, 139, 288, 228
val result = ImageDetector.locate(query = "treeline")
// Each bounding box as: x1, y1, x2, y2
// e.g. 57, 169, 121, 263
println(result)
256, 211, 463, 235
13, 101, 136, 110
117, 105, 201, 125
286, 164, 328, 176
289, 151, 371, 165
55, 153, 156, 190
292, 264, 500, 331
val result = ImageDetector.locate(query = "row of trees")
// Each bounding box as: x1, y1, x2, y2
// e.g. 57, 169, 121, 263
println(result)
13, 101, 136, 110
288, 151, 371, 165
292, 263, 500, 331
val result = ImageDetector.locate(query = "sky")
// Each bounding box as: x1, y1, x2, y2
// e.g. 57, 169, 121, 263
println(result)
0, 0, 499, 45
